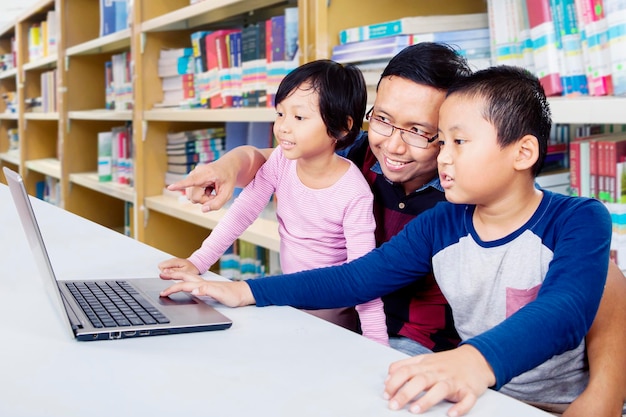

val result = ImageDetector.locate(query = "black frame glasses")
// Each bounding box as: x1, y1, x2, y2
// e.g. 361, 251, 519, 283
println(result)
365, 108, 438, 149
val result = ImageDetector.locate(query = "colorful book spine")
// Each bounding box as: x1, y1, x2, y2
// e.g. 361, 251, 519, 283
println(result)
487, 0, 525, 66
574, 0, 614, 95
551, 0, 590, 95
526, 0, 564, 96
338, 13, 488, 44
605, 0, 626, 95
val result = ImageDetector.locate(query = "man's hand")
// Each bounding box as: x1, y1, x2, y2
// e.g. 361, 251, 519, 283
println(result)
159, 270, 256, 307
384, 345, 495, 416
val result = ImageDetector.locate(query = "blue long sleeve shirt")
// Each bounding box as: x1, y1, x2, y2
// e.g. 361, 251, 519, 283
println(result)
248, 190, 611, 403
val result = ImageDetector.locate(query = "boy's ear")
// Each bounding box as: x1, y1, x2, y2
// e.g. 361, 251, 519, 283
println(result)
513, 134, 540, 171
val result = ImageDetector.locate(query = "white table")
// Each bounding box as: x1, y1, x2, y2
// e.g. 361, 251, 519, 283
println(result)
0, 184, 551, 417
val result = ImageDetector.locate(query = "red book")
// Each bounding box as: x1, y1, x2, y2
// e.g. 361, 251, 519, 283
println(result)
602, 135, 626, 202
525, 0, 563, 96
205, 29, 238, 108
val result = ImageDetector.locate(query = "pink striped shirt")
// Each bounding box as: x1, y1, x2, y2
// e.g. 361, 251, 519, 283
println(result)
189, 147, 388, 345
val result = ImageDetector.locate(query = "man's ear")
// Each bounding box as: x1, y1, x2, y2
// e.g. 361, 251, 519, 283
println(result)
513, 134, 540, 171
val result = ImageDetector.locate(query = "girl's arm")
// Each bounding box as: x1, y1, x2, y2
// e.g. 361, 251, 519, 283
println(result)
167, 146, 273, 212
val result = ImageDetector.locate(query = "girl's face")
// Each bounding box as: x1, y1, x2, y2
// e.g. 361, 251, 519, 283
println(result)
368, 76, 445, 195
273, 82, 337, 162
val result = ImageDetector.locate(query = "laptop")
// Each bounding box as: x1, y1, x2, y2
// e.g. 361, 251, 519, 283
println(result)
3, 167, 232, 341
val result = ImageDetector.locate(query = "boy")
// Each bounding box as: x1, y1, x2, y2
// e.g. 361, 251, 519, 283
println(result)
160, 66, 621, 416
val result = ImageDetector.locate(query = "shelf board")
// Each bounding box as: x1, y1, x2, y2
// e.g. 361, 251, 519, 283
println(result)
25, 157, 61, 178
68, 109, 133, 121
24, 112, 59, 120
141, 0, 286, 32
69, 172, 134, 202
22, 54, 57, 71
0, 150, 20, 165
0, 68, 17, 80
548, 96, 626, 125
0, 112, 18, 120
144, 194, 280, 252
144, 107, 277, 122
66, 29, 132, 56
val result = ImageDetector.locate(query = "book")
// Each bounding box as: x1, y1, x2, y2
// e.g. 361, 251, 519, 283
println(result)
605, 0, 626, 95
284, 7, 299, 61
97, 131, 113, 182
205, 29, 239, 108
241, 23, 267, 107
598, 134, 626, 202
551, 0, 589, 95
574, 0, 614, 96
569, 137, 591, 196
487, 0, 525, 67
338, 13, 488, 44
227, 31, 243, 108
331, 35, 411, 63
525, 0, 564, 96
331, 43, 411, 64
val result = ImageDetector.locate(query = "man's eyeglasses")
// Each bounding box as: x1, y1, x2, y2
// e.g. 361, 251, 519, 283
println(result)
365, 108, 438, 149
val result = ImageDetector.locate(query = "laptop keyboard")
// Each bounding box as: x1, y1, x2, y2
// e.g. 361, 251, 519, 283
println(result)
65, 281, 170, 328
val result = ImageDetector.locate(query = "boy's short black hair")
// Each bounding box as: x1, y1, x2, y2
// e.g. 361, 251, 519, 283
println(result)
274, 59, 367, 150
446, 65, 552, 177
379, 42, 472, 91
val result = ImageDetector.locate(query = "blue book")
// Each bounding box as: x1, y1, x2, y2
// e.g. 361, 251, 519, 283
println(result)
284, 7, 299, 60
332, 44, 409, 64
332, 35, 411, 55
338, 13, 488, 44
100, 0, 116, 37
411, 27, 490, 44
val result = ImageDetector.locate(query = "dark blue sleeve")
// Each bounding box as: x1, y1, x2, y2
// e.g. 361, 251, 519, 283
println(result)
464, 197, 612, 389
248, 207, 439, 309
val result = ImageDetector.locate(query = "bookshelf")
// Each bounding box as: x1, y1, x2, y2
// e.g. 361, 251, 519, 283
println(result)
0, 0, 625, 261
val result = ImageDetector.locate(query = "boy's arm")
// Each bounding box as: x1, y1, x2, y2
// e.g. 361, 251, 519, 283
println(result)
564, 260, 626, 417
168, 146, 273, 212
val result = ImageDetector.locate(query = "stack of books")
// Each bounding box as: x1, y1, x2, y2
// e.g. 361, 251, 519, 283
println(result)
488, 0, 626, 97
155, 47, 195, 108
164, 127, 227, 186
330, 13, 490, 102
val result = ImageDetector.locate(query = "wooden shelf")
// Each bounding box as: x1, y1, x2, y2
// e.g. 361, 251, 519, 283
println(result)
68, 109, 133, 121
69, 172, 134, 202
24, 157, 61, 178
141, 0, 287, 32
0, 68, 17, 80
144, 107, 277, 122
0, 112, 18, 120
548, 96, 626, 125
22, 54, 58, 71
0, 150, 20, 165
24, 112, 59, 120
144, 194, 281, 252
65, 29, 132, 56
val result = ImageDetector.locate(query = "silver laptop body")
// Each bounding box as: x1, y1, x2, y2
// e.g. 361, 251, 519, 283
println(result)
3, 167, 232, 341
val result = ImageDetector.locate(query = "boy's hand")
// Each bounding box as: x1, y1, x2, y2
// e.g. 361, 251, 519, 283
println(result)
384, 345, 495, 416
158, 258, 200, 275
159, 270, 255, 307
168, 161, 237, 212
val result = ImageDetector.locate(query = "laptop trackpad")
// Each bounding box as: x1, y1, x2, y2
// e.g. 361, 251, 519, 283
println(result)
153, 291, 198, 306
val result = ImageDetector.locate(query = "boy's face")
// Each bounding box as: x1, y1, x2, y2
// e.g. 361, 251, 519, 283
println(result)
437, 94, 518, 205
274, 83, 337, 161
368, 76, 444, 195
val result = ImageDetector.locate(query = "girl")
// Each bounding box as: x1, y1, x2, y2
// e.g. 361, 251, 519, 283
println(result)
159, 60, 388, 345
